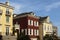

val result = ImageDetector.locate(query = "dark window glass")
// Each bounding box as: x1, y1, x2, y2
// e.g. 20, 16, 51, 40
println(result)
6, 27, 9, 35
6, 8, 10, 14
6, 16, 9, 23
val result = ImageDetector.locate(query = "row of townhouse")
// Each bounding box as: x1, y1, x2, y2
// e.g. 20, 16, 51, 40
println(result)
13, 12, 57, 40
0, 1, 57, 40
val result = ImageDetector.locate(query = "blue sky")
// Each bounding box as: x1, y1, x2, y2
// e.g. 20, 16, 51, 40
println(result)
0, 0, 60, 36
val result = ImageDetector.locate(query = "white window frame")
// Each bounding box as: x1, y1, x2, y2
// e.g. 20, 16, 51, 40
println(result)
34, 21, 36, 26
31, 20, 33, 25
28, 29, 30, 35
37, 21, 38, 26
34, 29, 36, 36
28, 19, 30, 25
25, 29, 27, 35
31, 29, 33, 35
37, 30, 39, 36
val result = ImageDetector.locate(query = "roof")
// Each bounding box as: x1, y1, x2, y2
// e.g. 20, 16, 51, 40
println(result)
16, 12, 34, 17
40, 16, 48, 21
53, 26, 57, 29
13, 12, 39, 19
0, 2, 14, 9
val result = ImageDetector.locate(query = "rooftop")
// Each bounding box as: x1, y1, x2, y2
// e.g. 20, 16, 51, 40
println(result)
13, 12, 39, 19
0, 2, 14, 9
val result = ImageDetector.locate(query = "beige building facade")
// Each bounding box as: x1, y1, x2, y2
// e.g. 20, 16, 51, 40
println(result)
0, 1, 13, 35
39, 16, 53, 40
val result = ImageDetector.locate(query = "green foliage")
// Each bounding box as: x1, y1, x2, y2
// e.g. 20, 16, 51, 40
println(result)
43, 34, 53, 40
17, 31, 31, 40
43, 34, 58, 40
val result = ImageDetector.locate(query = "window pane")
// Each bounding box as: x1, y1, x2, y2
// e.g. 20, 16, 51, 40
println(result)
6, 16, 9, 23
34, 21, 36, 26
28, 20, 30, 25
31, 29, 33, 35
31, 20, 33, 25
37, 30, 39, 36
28, 29, 30, 35
6, 8, 9, 14
6, 27, 9, 35
34, 29, 36, 36
37, 21, 38, 26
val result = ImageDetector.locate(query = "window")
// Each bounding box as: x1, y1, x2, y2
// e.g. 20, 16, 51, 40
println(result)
28, 29, 30, 35
0, 9, 2, 14
31, 20, 33, 25
6, 27, 9, 35
48, 26, 49, 30
25, 29, 27, 35
37, 21, 38, 26
28, 20, 30, 25
44, 25, 46, 30
6, 16, 9, 23
34, 29, 36, 36
30, 29, 31, 34
28, 19, 33, 26
34, 21, 36, 26
31, 29, 33, 35
6, 8, 10, 14
37, 30, 39, 36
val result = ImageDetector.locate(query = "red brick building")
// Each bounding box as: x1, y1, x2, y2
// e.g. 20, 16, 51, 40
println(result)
13, 12, 39, 40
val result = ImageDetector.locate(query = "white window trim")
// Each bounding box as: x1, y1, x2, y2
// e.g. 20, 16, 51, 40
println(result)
37, 30, 39, 36
28, 19, 30, 25
34, 29, 36, 36
34, 21, 36, 26
31, 20, 33, 25
25, 29, 27, 35
28, 29, 30, 35
37, 21, 38, 26
31, 29, 33, 35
